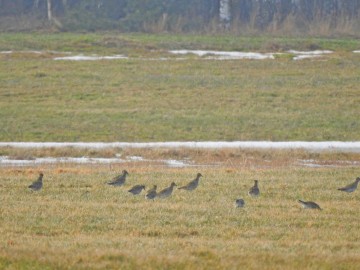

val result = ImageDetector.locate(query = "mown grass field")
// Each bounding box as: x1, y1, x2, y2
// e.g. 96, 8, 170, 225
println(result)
0, 163, 360, 269
0, 33, 359, 141
0, 33, 359, 269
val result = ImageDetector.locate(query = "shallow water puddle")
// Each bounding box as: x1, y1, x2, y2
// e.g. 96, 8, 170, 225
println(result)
1, 155, 359, 168
169, 49, 334, 60
169, 50, 275, 60
0, 155, 195, 168
54, 55, 128, 61
288, 50, 333, 60
0, 49, 342, 61
297, 159, 360, 168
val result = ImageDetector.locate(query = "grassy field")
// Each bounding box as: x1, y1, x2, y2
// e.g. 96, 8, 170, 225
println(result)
0, 33, 360, 269
0, 162, 360, 269
0, 33, 360, 141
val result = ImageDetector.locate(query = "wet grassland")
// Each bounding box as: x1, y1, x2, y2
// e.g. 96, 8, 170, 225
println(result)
0, 33, 360, 269
0, 33, 359, 142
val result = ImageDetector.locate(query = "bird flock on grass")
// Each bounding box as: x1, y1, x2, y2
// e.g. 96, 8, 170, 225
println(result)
27, 171, 360, 210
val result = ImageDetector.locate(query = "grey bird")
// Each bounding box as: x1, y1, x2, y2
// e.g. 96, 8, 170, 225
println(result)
157, 182, 177, 199
107, 170, 129, 186
338, 177, 360, 193
145, 185, 157, 200
28, 173, 43, 191
178, 173, 202, 191
235, 198, 245, 208
248, 180, 260, 197
128, 185, 145, 195
298, 200, 322, 210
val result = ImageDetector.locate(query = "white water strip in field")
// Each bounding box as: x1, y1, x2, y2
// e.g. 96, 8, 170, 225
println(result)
169, 50, 275, 60
0, 155, 193, 167
1, 142, 360, 152
54, 55, 128, 61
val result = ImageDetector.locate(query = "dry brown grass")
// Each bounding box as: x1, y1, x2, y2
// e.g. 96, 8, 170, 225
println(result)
0, 159, 360, 269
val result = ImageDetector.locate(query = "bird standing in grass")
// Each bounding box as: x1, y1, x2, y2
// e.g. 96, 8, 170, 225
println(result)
157, 182, 177, 199
28, 173, 43, 191
248, 180, 260, 197
298, 200, 322, 210
338, 177, 360, 193
178, 173, 202, 191
235, 198, 245, 208
146, 185, 157, 200
107, 170, 129, 186
128, 185, 145, 195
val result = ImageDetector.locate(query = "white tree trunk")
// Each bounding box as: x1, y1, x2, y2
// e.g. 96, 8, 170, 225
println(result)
219, 0, 231, 29
34, 0, 40, 8
47, 0, 52, 21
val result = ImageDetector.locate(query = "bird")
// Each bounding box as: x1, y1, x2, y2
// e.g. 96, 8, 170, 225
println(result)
28, 173, 43, 191
248, 180, 260, 197
178, 173, 202, 191
145, 185, 157, 200
128, 185, 145, 195
337, 177, 360, 193
235, 198, 245, 208
298, 200, 322, 210
107, 170, 129, 186
157, 182, 177, 199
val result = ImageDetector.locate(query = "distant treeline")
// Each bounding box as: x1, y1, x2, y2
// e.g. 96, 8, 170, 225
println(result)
0, 0, 359, 36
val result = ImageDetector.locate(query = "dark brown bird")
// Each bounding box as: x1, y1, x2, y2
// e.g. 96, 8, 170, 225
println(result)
107, 170, 129, 186
157, 182, 177, 199
178, 173, 202, 191
298, 200, 322, 210
145, 185, 157, 200
28, 173, 43, 191
248, 180, 260, 197
128, 184, 145, 195
235, 198, 245, 208
338, 177, 360, 193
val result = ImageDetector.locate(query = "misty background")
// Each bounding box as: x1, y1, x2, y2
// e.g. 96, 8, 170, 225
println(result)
0, 0, 359, 36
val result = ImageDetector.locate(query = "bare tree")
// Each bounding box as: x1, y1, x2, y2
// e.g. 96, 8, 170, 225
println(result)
219, 0, 231, 29
47, 0, 52, 21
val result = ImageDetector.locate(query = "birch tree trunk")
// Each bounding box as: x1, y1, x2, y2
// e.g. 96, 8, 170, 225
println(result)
34, 0, 40, 8
47, 0, 52, 21
219, 0, 231, 29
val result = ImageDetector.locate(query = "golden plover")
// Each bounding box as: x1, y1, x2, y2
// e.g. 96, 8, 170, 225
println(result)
248, 180, 260, 197
128, 185, 145, 195
178, 173, 202, 191
298, 200, 322, 210
107, 170, 129, 186
28, 173, 43, 191
235, 198, 245, 208
157, 182, 177, 199
145, 185, 157, 200
338, 177, 360, 193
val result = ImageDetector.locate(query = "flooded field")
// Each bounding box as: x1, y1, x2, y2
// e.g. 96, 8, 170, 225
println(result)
2, 49, 354, 61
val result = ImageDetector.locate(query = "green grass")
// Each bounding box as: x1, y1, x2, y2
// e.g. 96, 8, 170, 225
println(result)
1, 165, 360, 269
0, 33, 360, 142
1, 33, 359, 269
0, 33, 359, 52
